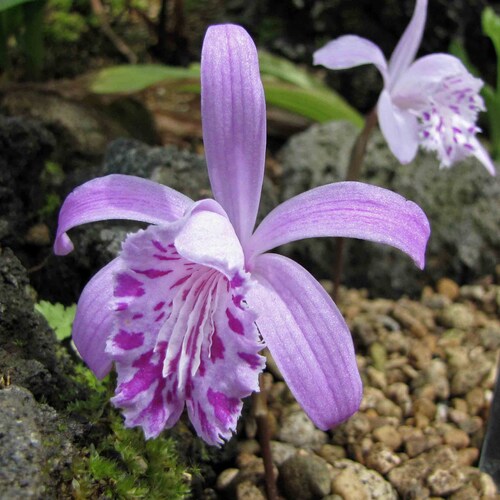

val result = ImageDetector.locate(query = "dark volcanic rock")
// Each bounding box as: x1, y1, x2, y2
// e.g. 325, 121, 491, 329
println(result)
277, 121, 499, 297
0, 385, 81, 499
0, 247, 77, 407
0, 116, 54, 247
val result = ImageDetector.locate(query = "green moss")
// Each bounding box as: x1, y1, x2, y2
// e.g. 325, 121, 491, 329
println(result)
66, 365, 193, 499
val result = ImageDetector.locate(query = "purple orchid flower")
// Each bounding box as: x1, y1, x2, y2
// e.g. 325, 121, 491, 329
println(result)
54, 24, 430, 446
314, 0, 496, 175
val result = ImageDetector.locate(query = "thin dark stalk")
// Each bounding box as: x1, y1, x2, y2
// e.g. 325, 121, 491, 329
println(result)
252, 374, 278, 500
332, 108, 378, 301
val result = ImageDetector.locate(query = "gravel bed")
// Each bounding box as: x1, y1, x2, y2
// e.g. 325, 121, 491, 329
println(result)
207, 275, 500, 500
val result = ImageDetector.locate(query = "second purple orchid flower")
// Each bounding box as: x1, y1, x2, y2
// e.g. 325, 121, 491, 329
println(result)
55, 24, 430, 446
314, 0, 496, 175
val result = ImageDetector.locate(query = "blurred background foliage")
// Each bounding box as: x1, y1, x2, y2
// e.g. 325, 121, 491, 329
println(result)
0, 0, 498, 141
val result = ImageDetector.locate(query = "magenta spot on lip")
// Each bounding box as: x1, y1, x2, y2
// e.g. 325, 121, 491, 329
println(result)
133, 350, 154, 368
423, 111, 430, 121
238, 352, 261, 369
198, 402, 212, 436
155, 311, 165, 322
115, 302, 128, 311
170, 275, 190, 289
207, 388, 239, 426
134, 268, 173, 279
117, 350, 158, 400
167, 351, 181, 374
114, 329, 144, 350
154, 301, 165, 311
230, 273, 244, 288
131, 376, 167, 435
185, 378, 193, 398
199, 357, 206, 377
232, 294, 244, 308
226, 308, 244, 335
155, 341, 168, 354
210, 328, 225, 362
132, 313, 144, 320
115, 273, 145, 298
152, 240, 168, 252
464, 143, 474, 151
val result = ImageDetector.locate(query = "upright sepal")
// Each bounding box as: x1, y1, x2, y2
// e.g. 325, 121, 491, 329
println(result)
201, 24, 267, 246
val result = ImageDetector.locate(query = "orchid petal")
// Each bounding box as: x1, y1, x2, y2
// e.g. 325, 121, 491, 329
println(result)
392, 54, 477, 104
249, 253, 362, 429
388, 0, 428, 84
54, 174, 193, 256
313, 35, 389, 86
72, 258, 120, 379
174, 210, 244, 278
378, 89, 419, 164
201, 24, 266, 246
472, 140, 496, 175
247, 181, 430, 269
109, 214, 263, 442
186, 276, 264, 445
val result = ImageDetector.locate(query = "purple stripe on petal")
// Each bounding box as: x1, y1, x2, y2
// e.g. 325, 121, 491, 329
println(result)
170, 275, 190, 289
134, 269, 173, 279
210, 328, 225, 361
226, 308, 244, 335
115, 273, 145, 298
154, 254, 181, 261
238, 352, 261, 369
152, 240, 168, 252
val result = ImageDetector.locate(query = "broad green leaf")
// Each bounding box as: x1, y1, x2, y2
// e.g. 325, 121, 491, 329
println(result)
258, 50, 325, 90
264, 82, 363, 126
35, 300, 76, 341
90, 64, 200, 94
91, 61, 363, 127
0, 0, 39, 13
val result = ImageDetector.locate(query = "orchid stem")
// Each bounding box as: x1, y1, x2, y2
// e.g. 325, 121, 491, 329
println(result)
252, 374, 278, 500
332, 108, 378, 301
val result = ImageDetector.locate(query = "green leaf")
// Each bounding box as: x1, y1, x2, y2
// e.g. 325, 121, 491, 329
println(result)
90, 63, 200, 94
35, 300, 76, 341
91, 58, 363, 127
264, 82, 363, 127
0, 0, 39, 13
483, 7, 500, 56
258, 50, 325, 90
